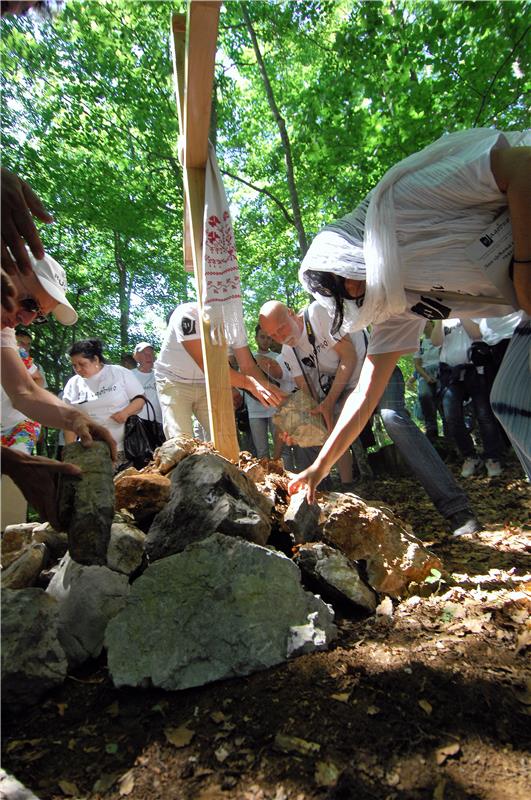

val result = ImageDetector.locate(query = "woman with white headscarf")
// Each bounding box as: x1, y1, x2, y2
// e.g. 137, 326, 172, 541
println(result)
289, 128, 531, 502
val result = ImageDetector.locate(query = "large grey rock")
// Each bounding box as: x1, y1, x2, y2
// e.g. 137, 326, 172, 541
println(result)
273, 390, 327, 447
146, 453, 273, 561
294, 543, 378, 613
1, 588, 67, 707
58, 442, 114, 565
106, 533, 336, 690
46, 554, 130, 666
284, 490, 322, 543
107, 521, 145, 575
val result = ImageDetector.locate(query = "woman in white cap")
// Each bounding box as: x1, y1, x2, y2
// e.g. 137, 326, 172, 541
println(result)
288, 129, 530, 502
1, 250, 116, 528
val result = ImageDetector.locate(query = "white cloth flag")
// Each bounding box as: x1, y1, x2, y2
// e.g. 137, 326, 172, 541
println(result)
202, 143, 246, 346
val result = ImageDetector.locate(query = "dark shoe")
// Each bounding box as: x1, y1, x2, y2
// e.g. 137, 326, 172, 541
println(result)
448, 509, 481, 537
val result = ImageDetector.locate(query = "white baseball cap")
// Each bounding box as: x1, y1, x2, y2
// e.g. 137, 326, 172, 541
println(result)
30, 251, 78, 325
133, 341, 154, 355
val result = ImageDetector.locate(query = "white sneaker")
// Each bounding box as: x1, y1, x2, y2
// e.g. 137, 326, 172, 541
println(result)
461, 457, 481, 478
485, 459, 503, 477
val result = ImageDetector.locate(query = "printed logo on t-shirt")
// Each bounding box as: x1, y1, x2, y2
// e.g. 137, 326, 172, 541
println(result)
301, 354, 317, 370
410, 296, 451, 320
181, 316, 196, 336
284, 361, 291, 372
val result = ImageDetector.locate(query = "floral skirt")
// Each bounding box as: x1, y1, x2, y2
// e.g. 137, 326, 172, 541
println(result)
1, 419, 42, 455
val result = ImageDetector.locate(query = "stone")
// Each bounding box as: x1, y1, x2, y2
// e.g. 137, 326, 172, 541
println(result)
294, 543, 378, 613
58, 442, 114, 565
107, 521, 146, 575
284, 490, 322, 543
114, 472, 171, 527
153, 434, 199, 475
273, 390, 327, 447
1, 588, 67, 707
0, 769, 40, 800
321, 494, 442, 598
106, 533, 336, 690
31, 523, 68, 559
1, 522, 40, 555
146, 453, 273, 562
46, 554, 130, 666
1, 543, 48, 589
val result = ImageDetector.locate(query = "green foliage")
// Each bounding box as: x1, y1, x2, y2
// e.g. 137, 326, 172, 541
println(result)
1, 0, 528, 389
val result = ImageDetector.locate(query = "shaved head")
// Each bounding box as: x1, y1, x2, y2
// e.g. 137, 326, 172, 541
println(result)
259, 300, 302, 346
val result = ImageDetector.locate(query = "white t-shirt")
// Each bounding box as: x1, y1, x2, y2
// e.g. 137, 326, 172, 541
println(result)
132, 368, 162, 423
154, 302, 248, 384
281, 303, 367, 401
349, 131, 529, 357
63, 363, 144, 449
439, 322, 474, 367
475, 311, 523, 346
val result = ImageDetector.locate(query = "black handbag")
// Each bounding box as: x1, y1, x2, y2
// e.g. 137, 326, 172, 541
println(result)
124, 398, 165, 468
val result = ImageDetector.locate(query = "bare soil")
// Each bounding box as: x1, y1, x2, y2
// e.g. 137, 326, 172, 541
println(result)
2, 461, 530, 800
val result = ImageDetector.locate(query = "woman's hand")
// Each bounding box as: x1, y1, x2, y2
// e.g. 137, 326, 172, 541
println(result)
288, 462, 328, 505
1, 268, 17, 312
70, 414, 117, 461
110, 409, 130, 425
1, 167, 53, 275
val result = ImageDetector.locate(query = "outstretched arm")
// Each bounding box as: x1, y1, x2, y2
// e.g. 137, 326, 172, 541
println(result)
311, 335, 357, 431
288, 350, 401, 503
2, 347, 116, 459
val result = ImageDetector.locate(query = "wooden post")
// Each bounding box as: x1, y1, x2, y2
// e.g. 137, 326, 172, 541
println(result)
171, 2, 240, 462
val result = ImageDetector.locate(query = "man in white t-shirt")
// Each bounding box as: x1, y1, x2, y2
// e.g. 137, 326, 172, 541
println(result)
132, 342, 163, 424
154, 302, 284, 440
259, 299, 367, 490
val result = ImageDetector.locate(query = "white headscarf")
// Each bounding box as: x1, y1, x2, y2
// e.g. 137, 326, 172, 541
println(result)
300, 128, 512, 333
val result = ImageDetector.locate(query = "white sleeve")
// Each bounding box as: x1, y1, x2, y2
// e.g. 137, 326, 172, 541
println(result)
0, 328, 18, 351
367, 314, 426, 356
118, 366, 145, 400
62, 376, 78, 405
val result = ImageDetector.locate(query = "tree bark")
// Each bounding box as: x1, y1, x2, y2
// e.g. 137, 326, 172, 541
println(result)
241, 3, 308, 257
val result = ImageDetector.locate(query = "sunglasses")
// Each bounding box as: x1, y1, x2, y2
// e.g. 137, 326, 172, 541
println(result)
19, 296, 49, 325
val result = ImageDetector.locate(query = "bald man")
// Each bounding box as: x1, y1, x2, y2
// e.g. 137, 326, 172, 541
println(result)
259, 299, 367, 490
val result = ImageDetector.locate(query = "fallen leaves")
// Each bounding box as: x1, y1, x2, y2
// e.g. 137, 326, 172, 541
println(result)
164, 723, 195, 748
273, 733, 320, 756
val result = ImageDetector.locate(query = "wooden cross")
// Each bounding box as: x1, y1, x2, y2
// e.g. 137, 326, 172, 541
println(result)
171, 0, 240, 462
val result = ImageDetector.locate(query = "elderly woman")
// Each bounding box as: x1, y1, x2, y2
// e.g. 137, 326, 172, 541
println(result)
289, 129, 530, 502
1, 251, 116, 527
63, 338, 145, 467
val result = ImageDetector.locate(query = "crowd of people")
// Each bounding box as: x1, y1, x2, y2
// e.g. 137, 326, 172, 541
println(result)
1, 2, 529, 535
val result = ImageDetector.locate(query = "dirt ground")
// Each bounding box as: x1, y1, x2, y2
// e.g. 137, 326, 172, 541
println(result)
2, 460, 530, 800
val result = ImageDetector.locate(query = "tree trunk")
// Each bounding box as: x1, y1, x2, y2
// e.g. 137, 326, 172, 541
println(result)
113, 230, 131, 353
241, 3, 308, 258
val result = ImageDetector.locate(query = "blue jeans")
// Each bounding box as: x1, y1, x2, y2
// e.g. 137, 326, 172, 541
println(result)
248, 416, 276, 459
378, 367, 470, 518
441, 365, 503, 460
417, 375, 439, 439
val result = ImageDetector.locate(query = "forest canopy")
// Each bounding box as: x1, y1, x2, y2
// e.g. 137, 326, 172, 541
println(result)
1, 0, 529, 391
